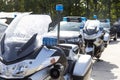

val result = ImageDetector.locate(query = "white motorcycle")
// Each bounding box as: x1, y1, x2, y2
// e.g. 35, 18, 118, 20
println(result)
83, 20, 109, 59
43, 37, 92, 80
0, 14, 92, 80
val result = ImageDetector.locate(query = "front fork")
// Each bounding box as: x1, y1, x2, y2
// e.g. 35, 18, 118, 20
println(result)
85, 43, 95, 57
103, 32, 110, 47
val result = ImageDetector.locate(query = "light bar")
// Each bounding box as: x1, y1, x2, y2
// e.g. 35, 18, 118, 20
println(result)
81, 17, 87, 22
43, 37, 57, 46
63, 16, 87, 22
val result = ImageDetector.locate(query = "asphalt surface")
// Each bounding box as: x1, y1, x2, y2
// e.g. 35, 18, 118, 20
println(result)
91, 38, 120, 80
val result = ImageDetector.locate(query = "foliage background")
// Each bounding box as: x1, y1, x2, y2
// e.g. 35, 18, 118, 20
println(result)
0, 0, 120, 22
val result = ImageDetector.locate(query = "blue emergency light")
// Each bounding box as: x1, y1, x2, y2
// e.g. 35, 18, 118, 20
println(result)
63, 17, 68, 21
43, 37, 57, 46
81, 17, 87, 22
56, 4, 63, 12
93, 15, 97, 19
80, 25, 84, 29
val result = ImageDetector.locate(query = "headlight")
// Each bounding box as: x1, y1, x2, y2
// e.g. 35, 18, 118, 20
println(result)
12, 62, 28, 77
67, 37, 80, 43
0, 62, 29, 78
43, 37, 57, 46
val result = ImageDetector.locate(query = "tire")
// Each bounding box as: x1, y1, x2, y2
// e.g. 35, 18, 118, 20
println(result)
96, 42, 105, 59
104, 44, 107, 47
113, 34, 117, 41
95, 49, 102, 59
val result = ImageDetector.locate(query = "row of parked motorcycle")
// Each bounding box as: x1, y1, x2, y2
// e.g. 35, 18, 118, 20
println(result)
0, 13, 114, 80
41, 15, 112, 79
42, 16, 113, 80
47, 16, 111, 59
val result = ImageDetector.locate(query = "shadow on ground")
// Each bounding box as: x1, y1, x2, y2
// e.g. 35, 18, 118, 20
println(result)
92, 60, 119, 80
109, 40, 120, 45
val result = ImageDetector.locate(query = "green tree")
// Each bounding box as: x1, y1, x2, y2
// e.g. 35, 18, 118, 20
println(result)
0, 0, 120, 21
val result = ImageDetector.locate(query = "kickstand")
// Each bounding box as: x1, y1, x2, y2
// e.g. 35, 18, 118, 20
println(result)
96, 58, 103, 62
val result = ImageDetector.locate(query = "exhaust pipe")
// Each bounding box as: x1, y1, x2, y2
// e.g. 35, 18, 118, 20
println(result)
50, 64, 64, 79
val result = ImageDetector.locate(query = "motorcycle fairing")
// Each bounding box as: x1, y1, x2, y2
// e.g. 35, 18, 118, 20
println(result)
0, 46, 58, 79
83, 20, 100, 35
83, 27, 98, 35
0, 33, 41, 64
83, 20, 104, 40
84, 30, 103, 40
0, 14, 52, 63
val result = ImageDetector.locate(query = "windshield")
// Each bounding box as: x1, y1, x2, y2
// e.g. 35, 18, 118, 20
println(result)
53, 21, 84, 32
84, 20, 100, 30
1, 14, 51, 62
0, 23, 7, 38
83, 20, 101, 35
5, 14, 51, 43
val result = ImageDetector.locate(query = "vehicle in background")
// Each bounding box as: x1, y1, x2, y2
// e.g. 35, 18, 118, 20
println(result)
42, 38, 92, 80
83, 20, 108, 59
110, 24, 118, 41
100, 19, 110, 33
100, 19, 117, 41
0, 12, 32, 38
0, 12, 32, 24
46, 16, 87, 53
43, 17, 92, 80
99, 19, 110, 46
113, 19, 120, 37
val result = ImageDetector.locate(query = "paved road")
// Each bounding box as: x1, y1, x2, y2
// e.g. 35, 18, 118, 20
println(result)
92, 38, 120, 80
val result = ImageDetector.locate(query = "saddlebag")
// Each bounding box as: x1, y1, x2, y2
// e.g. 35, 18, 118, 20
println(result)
72, 55, 92, 80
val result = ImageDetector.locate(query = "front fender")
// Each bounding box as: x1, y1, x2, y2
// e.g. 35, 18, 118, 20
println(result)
29, 67, 50, 80
103, 32, 110, 41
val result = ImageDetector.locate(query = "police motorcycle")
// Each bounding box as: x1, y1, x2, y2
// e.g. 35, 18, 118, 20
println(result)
43, 21, 92, 80
99, 19, 110, 47
0, 13, 92, 80
83, 20, 108, 59
43, 38, 92, 80
43, 16, 92, 80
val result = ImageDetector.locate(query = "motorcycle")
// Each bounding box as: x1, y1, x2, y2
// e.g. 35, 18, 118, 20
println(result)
0, 14, 92, 80
83, 20, 109, 59
43, 37, 92, 80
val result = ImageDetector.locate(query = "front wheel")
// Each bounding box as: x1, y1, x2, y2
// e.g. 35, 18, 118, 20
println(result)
113, 34, 117, 41
85, 46, 95, 58
104, 44, 107, 47
95, 45, 104, 59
